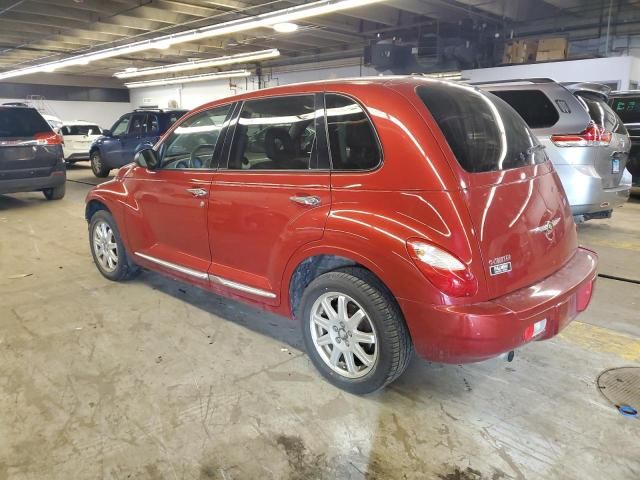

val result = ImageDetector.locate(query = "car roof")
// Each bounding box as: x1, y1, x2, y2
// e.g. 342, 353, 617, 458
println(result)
62, 120, 100, 125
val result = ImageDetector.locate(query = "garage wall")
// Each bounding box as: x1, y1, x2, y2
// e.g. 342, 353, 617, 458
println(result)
128, 60, 379, 110
462, 56, 640, 90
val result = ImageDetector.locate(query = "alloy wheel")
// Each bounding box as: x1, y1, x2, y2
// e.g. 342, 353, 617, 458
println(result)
92, 220, 118, 272
309, 292, 379, 379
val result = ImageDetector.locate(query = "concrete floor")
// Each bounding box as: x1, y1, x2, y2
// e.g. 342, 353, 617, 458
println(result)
1, 164, 639, 480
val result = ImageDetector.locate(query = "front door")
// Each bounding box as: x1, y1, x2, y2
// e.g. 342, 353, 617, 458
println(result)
123, 104, 233, 281
208, 94, 331, 303
121, 113, 148, 166
102, 114, 130, 166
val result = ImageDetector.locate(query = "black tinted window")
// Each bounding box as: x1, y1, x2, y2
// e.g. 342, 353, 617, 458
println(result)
490, 90, 559, 129
418, 84, 546, 173
611, 97, 640, 124
62, 125, 101, 135
228, 96, 316, 170
0, 108, 51, 137
577, 93, 626, 134
325, 94, 380, 170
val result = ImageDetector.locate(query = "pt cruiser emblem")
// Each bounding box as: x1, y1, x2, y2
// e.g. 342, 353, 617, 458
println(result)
531, 217, 560, 240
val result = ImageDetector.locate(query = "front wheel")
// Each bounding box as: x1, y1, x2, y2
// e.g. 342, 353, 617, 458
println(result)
90, 151, 110, 178
299, 267, 413, 394
89, 210, 139, 281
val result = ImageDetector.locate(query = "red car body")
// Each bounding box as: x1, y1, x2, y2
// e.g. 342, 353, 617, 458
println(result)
86, 77, 597, 364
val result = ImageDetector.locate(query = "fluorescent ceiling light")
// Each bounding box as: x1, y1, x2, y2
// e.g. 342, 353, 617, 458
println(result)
114, 49, 279, 79
123, 69, 251, 89
0, 0, 384, 80
273, 22, 299, 33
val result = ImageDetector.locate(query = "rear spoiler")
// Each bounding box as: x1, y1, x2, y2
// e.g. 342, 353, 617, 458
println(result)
562, 82, 611, 100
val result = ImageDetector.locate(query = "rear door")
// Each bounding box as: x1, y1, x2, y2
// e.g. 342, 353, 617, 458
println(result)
208, 94, 330, 303
417, 83, 578, 299
0, 107, 61, 181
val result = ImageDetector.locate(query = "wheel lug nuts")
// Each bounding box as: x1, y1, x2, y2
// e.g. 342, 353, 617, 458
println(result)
332, 326, 339, 332
336, 338, 341, 343
348, 331, 352, 337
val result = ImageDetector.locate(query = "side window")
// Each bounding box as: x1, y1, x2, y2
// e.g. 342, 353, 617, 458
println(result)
159, 104, 232, 170
111, 116, 130, 136
129, 114, 146, 136
490, 90, 560, 129
145, 114, 159, 134
325, 94, 380, 170
228, 95, 316, 170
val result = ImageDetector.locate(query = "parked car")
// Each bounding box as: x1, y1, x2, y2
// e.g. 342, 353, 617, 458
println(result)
476, 79, 631, 221
85, 78, 597, 393
0, 105, 66, 200
89, 108, 187, 178
608, 91, 640, 190
42, 113, 64, 133
60, 121, 103, 164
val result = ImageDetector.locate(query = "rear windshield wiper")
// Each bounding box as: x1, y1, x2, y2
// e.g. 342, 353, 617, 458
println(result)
518, 144, 546, 161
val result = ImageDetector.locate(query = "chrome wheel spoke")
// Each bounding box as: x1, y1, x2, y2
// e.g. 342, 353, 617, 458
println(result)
336, 295, 348, 321
352, 330, 375, 344
347, 309, 365, 329
316, 334, 332, 346
329, 347, 341, 367
353, 344, 374, 367
321, 298, 338, 322
312, 313, 332, 332
344, 351, 358, 374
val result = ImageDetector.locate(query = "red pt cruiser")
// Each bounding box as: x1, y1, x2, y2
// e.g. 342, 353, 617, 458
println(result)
86, 78, 597, 394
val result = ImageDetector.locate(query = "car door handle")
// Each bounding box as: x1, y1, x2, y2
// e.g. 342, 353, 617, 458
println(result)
186, 188, 208, 198
290, 195, 321, 207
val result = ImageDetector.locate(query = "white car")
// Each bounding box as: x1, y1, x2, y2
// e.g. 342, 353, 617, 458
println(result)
60, 121, 103, 164
42, 114, 64, 132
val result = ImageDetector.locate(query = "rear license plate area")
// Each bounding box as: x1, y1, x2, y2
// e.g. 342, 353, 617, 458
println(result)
612, 158, 620, 174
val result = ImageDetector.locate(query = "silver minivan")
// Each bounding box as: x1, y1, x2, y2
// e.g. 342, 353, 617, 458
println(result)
476, 79, 631, 221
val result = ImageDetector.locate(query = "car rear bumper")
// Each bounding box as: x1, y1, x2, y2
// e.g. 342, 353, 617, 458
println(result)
65, 152, 90, 161
0, 171, 66, 195
400, 247, 598, 363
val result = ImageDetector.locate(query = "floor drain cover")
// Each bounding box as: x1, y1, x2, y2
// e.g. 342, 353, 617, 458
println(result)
597, 367, 640, 410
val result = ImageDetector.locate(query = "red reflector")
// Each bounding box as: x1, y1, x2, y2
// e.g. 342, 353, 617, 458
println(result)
522, 324, 535, 342
34, 132, 63, 145
551, 122, 611, 147
577, 278, 595, 312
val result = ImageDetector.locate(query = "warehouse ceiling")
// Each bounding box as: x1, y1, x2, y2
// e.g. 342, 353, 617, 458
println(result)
0, 0, 640, 80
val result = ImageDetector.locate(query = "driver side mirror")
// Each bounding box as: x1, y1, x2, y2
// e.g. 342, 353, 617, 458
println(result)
134, 147, 159, 170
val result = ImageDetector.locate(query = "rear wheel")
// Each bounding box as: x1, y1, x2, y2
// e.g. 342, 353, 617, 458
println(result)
299, 267, 413, 394
90, 151, 110, 178
89, 210, 139, 281
43, 183, 65, 200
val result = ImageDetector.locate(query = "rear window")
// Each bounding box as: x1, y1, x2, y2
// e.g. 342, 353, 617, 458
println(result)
418, 84, 546, 173
576, 93, 626, 134
62, 125, 101, 136
489, 90, 559, 129
610, 97, 640, 124
0, 108, 52, 138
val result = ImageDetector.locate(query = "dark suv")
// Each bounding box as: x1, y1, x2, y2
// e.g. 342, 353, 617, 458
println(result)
609, 92, 640, 189
0, 105, 66, 200
89, 108, 187, 178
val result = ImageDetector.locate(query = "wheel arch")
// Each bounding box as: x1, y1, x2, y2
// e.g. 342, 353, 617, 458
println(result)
286, 250, 397, 320
85, 198, 111, 223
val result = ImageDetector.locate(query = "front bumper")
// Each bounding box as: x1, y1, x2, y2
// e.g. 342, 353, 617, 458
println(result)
400, 247, 598, 363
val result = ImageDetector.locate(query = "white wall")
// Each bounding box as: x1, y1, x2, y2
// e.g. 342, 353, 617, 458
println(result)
0, 97, 132, 129
128, 60, 380, 110
462, 56, 636, 89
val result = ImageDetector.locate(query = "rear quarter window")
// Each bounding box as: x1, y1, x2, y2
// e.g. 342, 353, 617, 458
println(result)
0, 108, 52, 137
489, 89, 560, 129
418, 83, 546, 173
577, 93, 627, 134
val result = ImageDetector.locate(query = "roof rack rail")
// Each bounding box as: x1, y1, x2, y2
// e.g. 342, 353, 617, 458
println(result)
470, 78, 555, 85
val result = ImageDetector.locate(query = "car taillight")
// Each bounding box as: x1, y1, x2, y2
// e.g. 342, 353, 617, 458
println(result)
576, 277, 595, 312
406, 239, 478, 298
34, 132, 63, 145
551, 122, 612, 147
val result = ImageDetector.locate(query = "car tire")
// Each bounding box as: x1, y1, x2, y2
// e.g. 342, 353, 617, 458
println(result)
90, 151, 110, 178
43, 183, 66, 200
89, 210, 139, 281
299, 267, 413, 394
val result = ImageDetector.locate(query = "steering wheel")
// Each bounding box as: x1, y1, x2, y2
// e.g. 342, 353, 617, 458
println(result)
189, 143, 215, 169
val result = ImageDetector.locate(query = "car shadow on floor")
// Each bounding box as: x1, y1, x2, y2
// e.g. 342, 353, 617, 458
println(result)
0, 193, 49, 210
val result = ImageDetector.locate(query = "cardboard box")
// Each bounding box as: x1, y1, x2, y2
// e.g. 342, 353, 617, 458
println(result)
536, 37, 568, 62
503, 40, 538, 64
